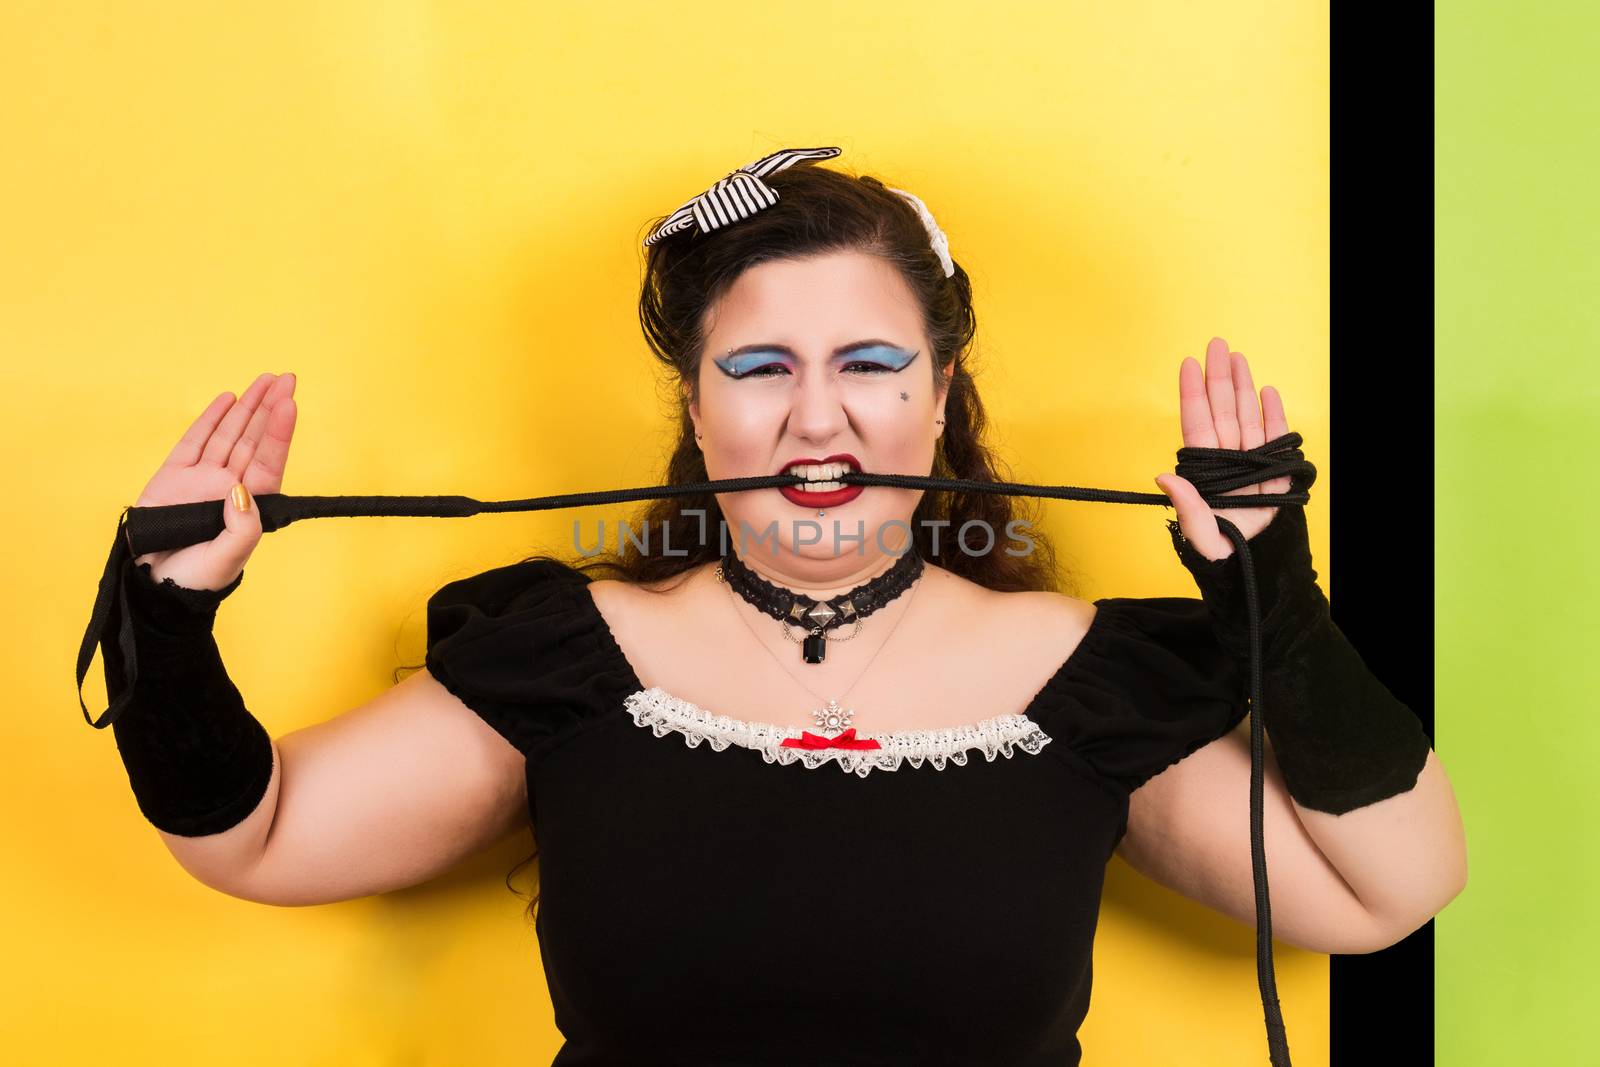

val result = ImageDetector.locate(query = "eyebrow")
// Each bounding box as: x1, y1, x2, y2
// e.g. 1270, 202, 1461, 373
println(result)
721, 339, 915, 359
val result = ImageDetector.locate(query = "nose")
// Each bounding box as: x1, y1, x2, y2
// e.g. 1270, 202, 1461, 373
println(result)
786, 369, 850, 444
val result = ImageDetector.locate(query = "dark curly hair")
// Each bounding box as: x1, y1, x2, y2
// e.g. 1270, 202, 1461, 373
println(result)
412, 157, 1078, 925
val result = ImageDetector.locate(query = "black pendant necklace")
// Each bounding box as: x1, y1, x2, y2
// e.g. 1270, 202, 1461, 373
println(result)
714, 549, 924, 664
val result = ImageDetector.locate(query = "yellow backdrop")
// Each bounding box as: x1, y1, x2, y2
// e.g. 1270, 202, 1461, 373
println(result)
2, 2, 1330, 1063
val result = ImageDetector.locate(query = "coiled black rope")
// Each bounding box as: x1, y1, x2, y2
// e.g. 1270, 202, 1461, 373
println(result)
77, 430, 1313, 1066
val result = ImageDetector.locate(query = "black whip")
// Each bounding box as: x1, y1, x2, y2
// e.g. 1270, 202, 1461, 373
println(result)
78, 431, 1313, 1066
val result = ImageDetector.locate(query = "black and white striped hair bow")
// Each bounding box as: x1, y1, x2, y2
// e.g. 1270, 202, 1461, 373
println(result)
641, 145, 956, 278
643, 146, 842, 246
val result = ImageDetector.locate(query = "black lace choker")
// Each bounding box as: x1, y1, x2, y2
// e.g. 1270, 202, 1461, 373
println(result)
714, 549, 924, 664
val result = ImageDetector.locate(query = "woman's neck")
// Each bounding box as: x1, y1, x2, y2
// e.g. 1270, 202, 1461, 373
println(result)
727, 549, 910, 600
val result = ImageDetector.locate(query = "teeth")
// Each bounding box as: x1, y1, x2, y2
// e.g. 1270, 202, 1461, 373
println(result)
786, 461, 853, 480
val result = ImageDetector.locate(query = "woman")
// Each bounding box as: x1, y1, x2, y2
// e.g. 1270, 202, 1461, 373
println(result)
108, 148, 1463, 1065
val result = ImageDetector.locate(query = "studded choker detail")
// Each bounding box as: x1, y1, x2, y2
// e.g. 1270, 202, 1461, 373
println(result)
714, 548, 924, 664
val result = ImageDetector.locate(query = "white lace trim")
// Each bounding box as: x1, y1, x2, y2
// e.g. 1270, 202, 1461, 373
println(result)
621, 687, 1053, 777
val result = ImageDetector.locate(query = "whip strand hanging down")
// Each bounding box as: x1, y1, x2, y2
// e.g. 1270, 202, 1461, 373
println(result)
77, 430, 1312, 1067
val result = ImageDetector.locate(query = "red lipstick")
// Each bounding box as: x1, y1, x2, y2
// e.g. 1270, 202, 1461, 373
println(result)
777, 452, 864, 508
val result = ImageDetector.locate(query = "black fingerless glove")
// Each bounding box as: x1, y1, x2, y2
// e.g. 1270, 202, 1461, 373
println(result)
110, 559, 276, 837
1166, 505, 1432, 815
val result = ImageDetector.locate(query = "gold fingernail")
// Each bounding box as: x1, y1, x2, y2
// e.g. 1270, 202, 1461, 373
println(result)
231, 483, 252, 512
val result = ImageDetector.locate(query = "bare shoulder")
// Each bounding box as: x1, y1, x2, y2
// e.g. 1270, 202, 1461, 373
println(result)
585, 561, 714, 622
923, 562, 1099, 644
584, 563, 720, 680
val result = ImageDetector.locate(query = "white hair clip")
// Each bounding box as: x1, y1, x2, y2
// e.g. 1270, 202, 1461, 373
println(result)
886, 186, 956, 278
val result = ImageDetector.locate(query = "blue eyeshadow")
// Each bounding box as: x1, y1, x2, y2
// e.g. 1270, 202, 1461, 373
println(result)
714, 351, 793, 377
713, 345, 917, 378
848, 346, 916, 370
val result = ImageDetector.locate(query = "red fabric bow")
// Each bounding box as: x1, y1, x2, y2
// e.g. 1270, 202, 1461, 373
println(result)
780, 727, 882, 751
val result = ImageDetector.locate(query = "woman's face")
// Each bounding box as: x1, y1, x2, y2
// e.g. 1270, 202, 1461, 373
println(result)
686, 250, 953, 581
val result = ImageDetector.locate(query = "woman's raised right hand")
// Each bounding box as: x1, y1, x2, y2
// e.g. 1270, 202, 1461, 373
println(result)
132, 372, 299, 593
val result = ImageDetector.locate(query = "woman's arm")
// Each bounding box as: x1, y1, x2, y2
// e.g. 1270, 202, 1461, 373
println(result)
152, 668, 528, 906
155, 737, 283, 895
1141, 339, 1464, 949
1291, 745, 1468, 941
190, 669, 529, 907
1118, 715, 1466, 954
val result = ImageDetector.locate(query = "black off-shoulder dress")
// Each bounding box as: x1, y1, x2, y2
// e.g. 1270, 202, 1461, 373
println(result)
425, 558, 1250, 1067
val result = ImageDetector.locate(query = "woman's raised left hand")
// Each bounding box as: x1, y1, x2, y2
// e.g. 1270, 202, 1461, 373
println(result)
1153, 336, 1291, 562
